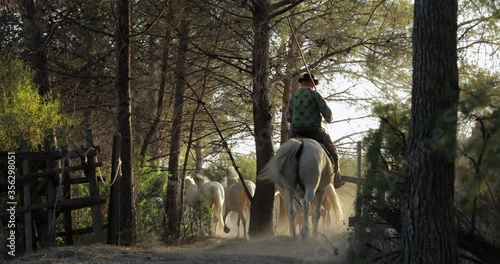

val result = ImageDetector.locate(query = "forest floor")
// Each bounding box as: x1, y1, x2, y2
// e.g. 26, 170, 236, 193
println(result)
8, 226, 350, 264
9, 185, 356, 263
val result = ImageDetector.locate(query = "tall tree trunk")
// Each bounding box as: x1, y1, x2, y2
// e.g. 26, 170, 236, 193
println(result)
82, 27, 97, 131
19, 1, 52, 247
114, 0, 135, 245
248, 0, 275, 238
280, 25, 300, 143
140, 33, 170, 157
277, 32, 301, 233
164, 6, 190, 240
20, 0, 50, 97
402, 0, 459, 262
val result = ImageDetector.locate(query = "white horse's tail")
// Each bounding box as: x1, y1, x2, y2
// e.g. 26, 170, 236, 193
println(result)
209, 183, 225, 232
259, 138, 303, 184
211, 184, 225, 208
327, 187, 344, 224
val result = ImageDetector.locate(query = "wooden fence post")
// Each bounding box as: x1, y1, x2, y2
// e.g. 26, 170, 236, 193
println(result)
44, 139, 56, 247
349, 141, 363, 227
107, 134, 122, 245
61, 157, 74, 245
355, 141, 362, 218
84, 129, 105, 243
21, 141, 33, 253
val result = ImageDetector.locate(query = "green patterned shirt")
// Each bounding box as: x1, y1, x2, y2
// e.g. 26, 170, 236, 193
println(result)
288, 87, 332, 129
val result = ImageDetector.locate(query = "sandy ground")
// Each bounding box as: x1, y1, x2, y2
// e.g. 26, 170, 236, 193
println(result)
7, 215, 352, 264
9, 230, 350, 264
8, 187, 356, 263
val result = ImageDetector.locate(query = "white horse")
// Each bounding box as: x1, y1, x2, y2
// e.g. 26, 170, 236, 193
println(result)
184, 176, 198, 209
275, 182, 343, 232
184, 174, 225, 235
222, 166, 256, 238
259, 138, 341, 239
184, 176, 203, 232
303, 183, 344, 229
320, 183, 343, 227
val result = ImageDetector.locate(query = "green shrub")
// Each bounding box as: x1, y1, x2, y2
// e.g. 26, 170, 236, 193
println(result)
135, 158, 168, 244
181, 193, 214, 240
0, 54, 66, 150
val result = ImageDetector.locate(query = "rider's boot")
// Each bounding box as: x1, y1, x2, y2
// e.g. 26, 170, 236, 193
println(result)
331, 156, 345, 189
324, 145, 345, 189
333, 169, 344, 189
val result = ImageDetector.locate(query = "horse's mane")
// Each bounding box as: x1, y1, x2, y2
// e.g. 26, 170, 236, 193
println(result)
195, 174, 211, 184
227, 166, 238, 179
185, 176, 195, 185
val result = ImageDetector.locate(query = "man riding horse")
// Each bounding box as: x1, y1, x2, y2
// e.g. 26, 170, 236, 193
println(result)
287, 73, 345, 189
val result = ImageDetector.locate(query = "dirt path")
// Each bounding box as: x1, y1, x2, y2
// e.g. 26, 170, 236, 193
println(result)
9, 230, 349, 264
9, 188, 355, 263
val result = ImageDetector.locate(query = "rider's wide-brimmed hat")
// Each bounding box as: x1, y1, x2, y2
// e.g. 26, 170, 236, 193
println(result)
298, 73, 319, 85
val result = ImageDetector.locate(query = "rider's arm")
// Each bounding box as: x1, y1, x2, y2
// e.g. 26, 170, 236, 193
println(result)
315, 92, 333, 123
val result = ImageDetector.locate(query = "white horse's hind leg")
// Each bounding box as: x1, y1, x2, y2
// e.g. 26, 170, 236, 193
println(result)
236, 213, 241, 238
244, 211, 250, 237
312, 189, 326, 237
302, 189, 315, 240
239, 211, 247, 238
236, 211, 247, 238
284, 186, 296, 238
215, 205, 224, 236
222, 207, 231, 234
212, 198, 224, 236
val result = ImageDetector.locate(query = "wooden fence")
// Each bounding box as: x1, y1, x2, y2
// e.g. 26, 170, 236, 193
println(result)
0, 129, 106, 255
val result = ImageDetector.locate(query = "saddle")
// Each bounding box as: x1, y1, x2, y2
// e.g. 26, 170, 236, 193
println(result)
292, 136, 344, 189
292, 136, 335, 166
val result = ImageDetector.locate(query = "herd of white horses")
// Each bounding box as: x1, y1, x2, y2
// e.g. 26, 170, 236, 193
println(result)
184, 166, 255, 238
184, 139, 344, 240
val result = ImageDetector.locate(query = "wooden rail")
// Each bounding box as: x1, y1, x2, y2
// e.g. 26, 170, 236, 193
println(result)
0, 129, 108, 255
0, 162, 103, 185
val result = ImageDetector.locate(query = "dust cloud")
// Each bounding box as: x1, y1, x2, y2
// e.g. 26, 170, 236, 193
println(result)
9, 187, 357, 263
212, 185, 357, 263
